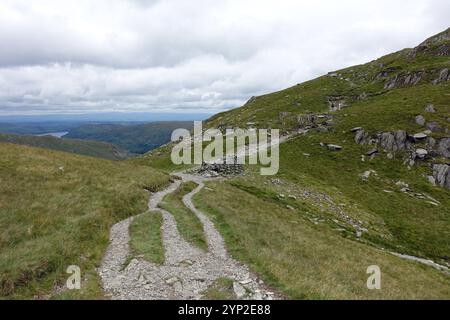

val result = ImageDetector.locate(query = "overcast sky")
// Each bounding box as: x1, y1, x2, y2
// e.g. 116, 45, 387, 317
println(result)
0, 0, 448, 115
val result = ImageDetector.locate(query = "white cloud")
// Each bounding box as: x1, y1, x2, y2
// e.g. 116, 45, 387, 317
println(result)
0, 0, 448, 115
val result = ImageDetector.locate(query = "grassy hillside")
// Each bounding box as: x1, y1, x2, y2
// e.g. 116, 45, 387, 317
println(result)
194, 178, 449, 299
65, 121, 194, 154
0, 133, 130, 160
0, 142, 170, 299
141, 29, 450, 299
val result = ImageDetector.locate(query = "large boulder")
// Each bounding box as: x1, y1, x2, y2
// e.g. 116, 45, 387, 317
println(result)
437, 138, 450, 158
380, 130, 410, 151
355, 129, 367, 145
433, 164, 450, 189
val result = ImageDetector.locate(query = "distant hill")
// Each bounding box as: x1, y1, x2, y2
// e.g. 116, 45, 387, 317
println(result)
0, 133, 130, 160
0, 122, 82, 135
65, 121, 194, 154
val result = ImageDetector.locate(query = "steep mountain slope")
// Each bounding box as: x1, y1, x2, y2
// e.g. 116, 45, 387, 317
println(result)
0, 142, 170, 299
0, 133, 130, 160
65, 121, 194, 154
142, 29, 450, 299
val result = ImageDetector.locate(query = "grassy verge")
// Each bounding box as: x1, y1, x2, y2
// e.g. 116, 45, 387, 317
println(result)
0, 142, 170, 299
201, 278, 237, 300
129, 212, 165, 265
159, 181, 208, 251
193, 180, 450, 299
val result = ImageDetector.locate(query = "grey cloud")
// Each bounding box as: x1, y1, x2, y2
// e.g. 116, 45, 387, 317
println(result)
0, 0, 449, 115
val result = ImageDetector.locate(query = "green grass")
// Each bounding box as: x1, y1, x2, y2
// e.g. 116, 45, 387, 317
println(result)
201, 278, 237, 300
276, 133, 450, 262
193, 180, 450, 299
129, 212, 165, 265
65, 121, 194, 154
159, 181, 208, 251
0, 142, 170, 299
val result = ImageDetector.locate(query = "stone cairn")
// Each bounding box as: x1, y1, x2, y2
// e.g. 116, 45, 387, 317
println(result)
195, 155, 244, 177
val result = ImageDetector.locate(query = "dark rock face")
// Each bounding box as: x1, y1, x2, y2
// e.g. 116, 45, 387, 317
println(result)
433, 164, 450, 189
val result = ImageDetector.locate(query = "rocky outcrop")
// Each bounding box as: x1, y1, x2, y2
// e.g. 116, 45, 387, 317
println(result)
408, 28, 450, 58
355, 129, 367, 145
432, 164, 450, 189
425, 104, 436, 113
375, 67, 398, 79
437, 138, 450, 158
384, 71, 425, 89
432, 68, 450, 85
327, 96, 347, 112
379, 130, 411, 152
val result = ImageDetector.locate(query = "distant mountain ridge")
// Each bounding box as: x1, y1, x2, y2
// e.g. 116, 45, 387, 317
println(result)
65, 121, 194, 154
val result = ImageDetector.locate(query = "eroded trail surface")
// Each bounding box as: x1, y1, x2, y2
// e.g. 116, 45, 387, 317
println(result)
99, 172, 278, 300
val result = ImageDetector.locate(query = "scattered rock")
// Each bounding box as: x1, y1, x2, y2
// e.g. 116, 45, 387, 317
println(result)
366, 149, 379, 156
413, 133, 428, 141
233, 282, 247, 299
415, 115, 426, 126
424, 104, 436, 113
326, 144, 343, 151
350, 127, 363, 132
415, 149, 428, 160
328, 96, 347, 112
361, 170, 376, 180
396, 181, 409, 188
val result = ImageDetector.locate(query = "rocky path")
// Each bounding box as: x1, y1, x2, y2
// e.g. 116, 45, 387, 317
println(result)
98, 172, 278, 300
